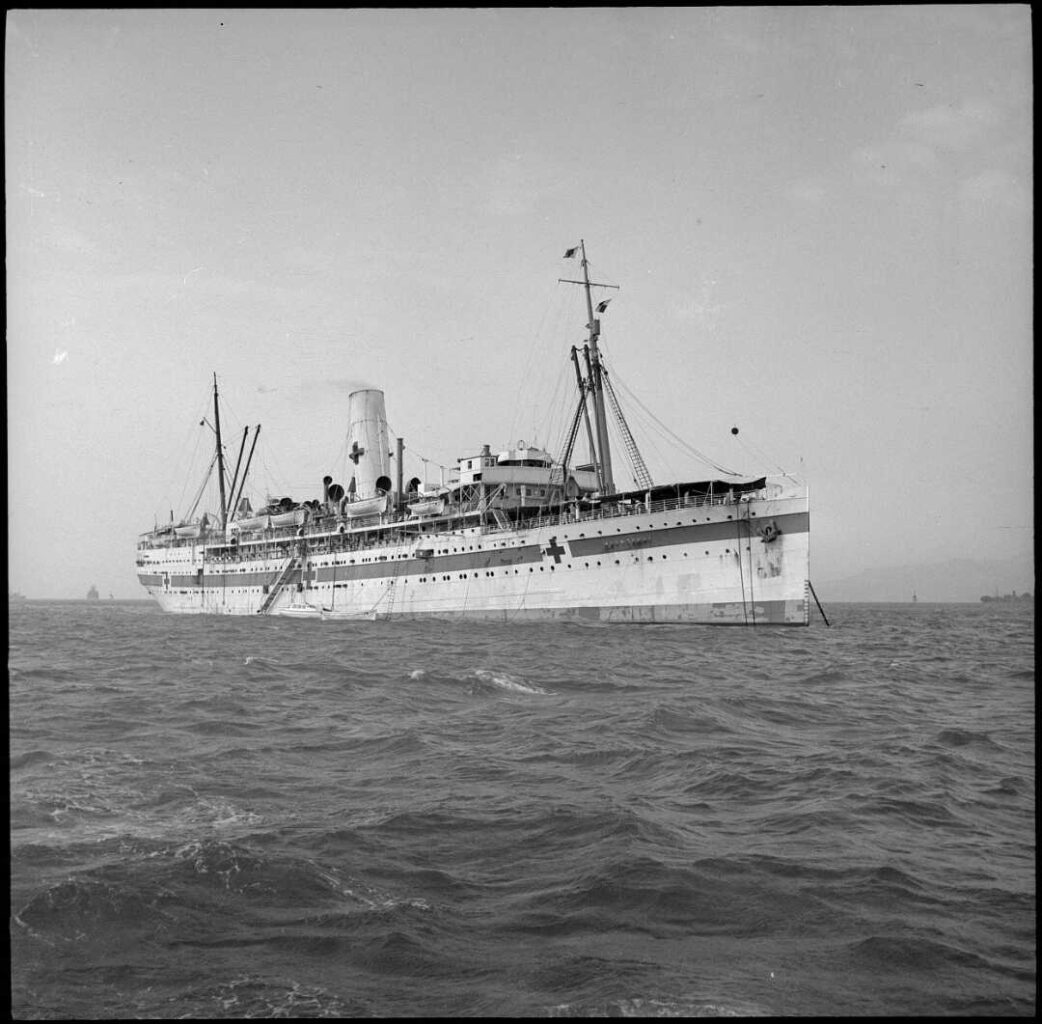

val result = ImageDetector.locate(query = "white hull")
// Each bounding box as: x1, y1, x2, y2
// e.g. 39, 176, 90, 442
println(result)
138, 488, 810, 625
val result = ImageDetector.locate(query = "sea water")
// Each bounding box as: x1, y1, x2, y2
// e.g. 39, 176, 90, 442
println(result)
9, 600, 1035, 1017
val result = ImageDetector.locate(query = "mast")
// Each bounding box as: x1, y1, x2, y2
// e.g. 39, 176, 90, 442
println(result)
226, 426, 249, 517
212, 373, 228, 528
230, 425, 261, 517
565, 344, 602, 492
395, 436, 405, 514
560, 240, 618, 493
580, 345, 604, 492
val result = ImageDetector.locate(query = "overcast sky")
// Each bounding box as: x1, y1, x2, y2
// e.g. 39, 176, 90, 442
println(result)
6, 7, 1032, 599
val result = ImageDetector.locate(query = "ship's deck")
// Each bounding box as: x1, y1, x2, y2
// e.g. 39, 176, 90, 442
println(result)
138, 481, 793, 564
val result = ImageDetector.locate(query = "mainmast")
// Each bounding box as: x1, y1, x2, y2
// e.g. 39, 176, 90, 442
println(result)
564, 344, 602, 492
561, 240, 619, 494
212, 373, 229, 528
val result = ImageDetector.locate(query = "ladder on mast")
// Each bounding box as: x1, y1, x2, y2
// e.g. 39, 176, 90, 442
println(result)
603, 370, 654, 491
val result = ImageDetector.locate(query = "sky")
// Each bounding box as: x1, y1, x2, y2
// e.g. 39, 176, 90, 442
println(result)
5, 7, 1033, 600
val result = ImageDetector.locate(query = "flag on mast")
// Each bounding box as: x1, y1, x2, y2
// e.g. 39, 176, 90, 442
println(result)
563, 246, 579, 258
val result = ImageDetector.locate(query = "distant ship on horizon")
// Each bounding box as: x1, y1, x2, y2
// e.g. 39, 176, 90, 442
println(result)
87, 584, 100, 600
980, 590, 1033, 603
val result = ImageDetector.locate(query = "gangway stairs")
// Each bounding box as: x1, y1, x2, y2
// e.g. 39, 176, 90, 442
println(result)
258, 555, 298, 614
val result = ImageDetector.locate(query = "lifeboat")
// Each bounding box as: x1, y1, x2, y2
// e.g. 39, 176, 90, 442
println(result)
230, 514, 270, 532
407, 497, 446, 517
269, 507, 307, 528
345, 494, 388, 518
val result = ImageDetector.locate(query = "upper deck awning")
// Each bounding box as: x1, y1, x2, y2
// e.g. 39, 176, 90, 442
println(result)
605, 478, 768, 504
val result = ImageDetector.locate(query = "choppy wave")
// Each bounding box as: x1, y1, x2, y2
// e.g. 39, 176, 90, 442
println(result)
467, 666, 552, 695
9, 600, 1036, 1017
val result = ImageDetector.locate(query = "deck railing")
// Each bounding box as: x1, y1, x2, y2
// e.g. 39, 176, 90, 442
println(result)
481, 489, 769, 537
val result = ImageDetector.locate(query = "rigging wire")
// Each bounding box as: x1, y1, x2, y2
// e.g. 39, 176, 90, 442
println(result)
385, 421, 455, 488
175, 420, 207, 520
509, 281, 596, 450
185, 452, 219, 521
538, 362, 575, 459
507, 282, 577, 446
252, 445, 293, 504
603, 354, 744, 477
168, 388, 227, 521
603, 386, 679, 484
554, 386, 585, 470
730, 430, 794, 478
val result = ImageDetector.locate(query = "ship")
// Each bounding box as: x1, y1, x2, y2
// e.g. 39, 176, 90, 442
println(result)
136, 243, 811, 624
87, 584, 100, 600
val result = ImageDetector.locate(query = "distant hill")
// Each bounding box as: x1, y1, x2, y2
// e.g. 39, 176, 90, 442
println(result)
814, 557, 1035, 604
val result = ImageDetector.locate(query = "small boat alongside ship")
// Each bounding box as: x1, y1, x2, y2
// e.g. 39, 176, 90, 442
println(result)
136, 243, 812, 624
